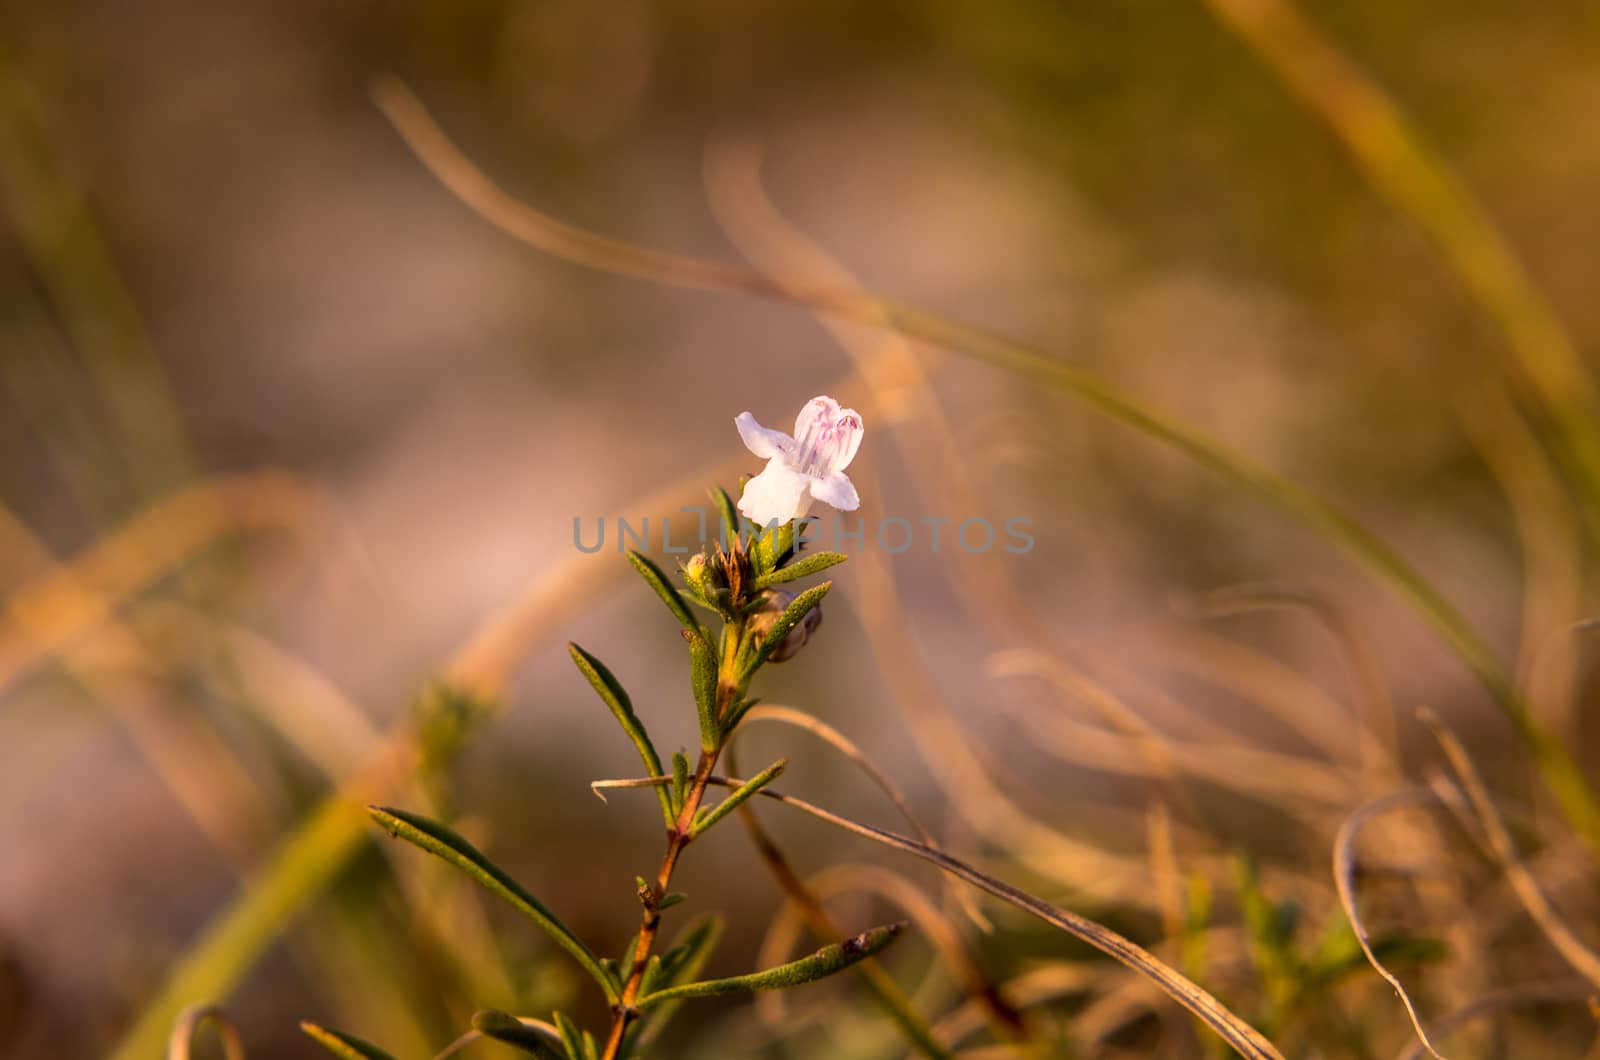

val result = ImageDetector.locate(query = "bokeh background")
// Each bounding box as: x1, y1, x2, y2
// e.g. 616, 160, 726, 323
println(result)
3, 1, 1599, 1057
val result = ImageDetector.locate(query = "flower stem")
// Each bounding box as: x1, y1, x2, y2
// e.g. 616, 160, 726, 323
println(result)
600, 748, 715, 1059
600, 613, 745, 1059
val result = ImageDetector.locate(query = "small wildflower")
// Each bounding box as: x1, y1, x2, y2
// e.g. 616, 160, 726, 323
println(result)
735, 395, 863, 528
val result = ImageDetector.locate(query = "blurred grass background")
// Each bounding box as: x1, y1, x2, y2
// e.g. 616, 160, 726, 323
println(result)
2, 1, 1599, 1057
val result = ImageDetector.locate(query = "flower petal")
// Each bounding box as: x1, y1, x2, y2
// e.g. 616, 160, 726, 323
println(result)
790, 396, 864, 477
824, 405, 864, 474
738, 458, 812, 527
792, 396, 841, 441
809, 471, 860, 511
735, 412, 793, 460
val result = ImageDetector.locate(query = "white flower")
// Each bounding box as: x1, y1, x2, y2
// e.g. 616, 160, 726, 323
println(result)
735, 395, 863, 527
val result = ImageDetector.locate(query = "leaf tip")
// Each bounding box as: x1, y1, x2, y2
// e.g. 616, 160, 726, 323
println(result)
365, 805, 402, 836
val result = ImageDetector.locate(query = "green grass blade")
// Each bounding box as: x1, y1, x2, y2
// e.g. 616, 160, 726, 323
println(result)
1200, 0, 1600, 520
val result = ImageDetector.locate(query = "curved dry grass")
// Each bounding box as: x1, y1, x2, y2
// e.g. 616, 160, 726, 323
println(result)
1421, 711, 1600, 990
1333, 787, 1448, 1059
735, 703, 991, 933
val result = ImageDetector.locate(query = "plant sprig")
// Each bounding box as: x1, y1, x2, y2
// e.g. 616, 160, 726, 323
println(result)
339, 508, 894, 1060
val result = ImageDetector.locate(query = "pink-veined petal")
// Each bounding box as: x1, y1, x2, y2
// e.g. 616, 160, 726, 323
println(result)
735, 412, 793, 460
738, 458, 812, 527
809, 470, 860, 512
792, 396, 841, 441
823, 405, 864, 474
790, 396, 864, 477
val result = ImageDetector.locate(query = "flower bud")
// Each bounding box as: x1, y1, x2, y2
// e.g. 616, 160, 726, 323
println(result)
682, 551, 719, 602
748, 589, 823, 663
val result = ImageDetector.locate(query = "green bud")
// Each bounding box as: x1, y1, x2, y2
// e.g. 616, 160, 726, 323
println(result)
682, 551, 720, 601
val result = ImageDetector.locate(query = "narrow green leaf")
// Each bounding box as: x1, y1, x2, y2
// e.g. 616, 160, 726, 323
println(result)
752, 551, 847, 590
689, 759, 787, 839
638, 922, 905, 1008
299, 1022, 396, 1060
743, 582, 831, 676
711, 486, 742, 550
720, 697, 761, 737
733, 620, 760, 676
686, 628, 719, 751
471, 1011, 567, 1059
568, 643, 673, 828
638, 953, 666, 997
552, 1012, 586, 1060
626, 549, 697, 629
754, 518, 801, 575
367, 806, 617, 1002
618, 928, 642, 979
671, 752, 690, 812
659, 891, 687, 911
633, 915, 724, 1051
658, 916, 722, 982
